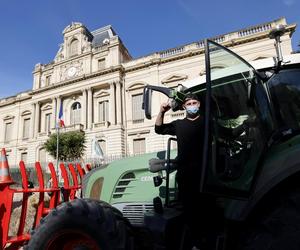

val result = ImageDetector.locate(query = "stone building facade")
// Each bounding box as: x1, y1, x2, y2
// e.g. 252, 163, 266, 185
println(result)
0, 17, 296, 167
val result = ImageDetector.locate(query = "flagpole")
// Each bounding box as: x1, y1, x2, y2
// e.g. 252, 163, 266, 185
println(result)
56, 99, 65, 182
56, 125, 59, 176
55, 98, 60, 180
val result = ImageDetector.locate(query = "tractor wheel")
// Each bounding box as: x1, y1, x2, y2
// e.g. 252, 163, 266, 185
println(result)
236, 189, 300, 250
25, 198, 133, 250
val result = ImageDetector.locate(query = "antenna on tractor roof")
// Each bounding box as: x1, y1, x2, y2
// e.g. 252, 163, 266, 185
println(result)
268, 24, 287, 69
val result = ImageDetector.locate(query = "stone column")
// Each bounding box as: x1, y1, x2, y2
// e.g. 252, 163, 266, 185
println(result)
34, 102, 40, 137
52, 97, 57, 128
31, 103, 35, 138
82, 89, 87, 129
87, 88, 93, 129
109, 82, 116, 125
115, 81, 122, 125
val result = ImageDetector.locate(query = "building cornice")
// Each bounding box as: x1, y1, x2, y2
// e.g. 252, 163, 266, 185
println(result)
124, 19, 296, 73
0, 93, 33, 107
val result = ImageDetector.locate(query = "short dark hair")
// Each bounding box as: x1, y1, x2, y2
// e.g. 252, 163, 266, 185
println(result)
183, 93, 200, 103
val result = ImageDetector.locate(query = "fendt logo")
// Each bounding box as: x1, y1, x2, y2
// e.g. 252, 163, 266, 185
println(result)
140, 176, 153, 182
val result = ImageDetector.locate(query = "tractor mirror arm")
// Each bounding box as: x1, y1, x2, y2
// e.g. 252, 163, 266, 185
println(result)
142, 85, 174, 119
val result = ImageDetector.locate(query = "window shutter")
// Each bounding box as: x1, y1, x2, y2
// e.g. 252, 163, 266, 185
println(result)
133, 138, 145, 155
23, 118, 30, 138
132, 94, 144, 123
5, 122, 12, 142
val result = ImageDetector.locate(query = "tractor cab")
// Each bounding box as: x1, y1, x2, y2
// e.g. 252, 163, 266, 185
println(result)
142, 37, 300, 249
143, 39, 274, 199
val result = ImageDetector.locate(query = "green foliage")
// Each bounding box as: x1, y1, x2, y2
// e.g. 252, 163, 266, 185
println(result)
44, 131, 86, 161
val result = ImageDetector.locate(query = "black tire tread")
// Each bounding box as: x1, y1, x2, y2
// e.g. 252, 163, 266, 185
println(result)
237, 189, 300, 250
26, 198, 132, 250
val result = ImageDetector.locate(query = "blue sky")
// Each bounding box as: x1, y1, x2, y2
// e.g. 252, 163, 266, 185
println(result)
0, 0, 299, 98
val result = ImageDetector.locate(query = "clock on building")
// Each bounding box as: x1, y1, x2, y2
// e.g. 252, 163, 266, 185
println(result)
67, 66, 77, 77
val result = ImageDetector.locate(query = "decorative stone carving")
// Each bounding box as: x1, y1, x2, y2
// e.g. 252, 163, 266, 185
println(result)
81, 35, 92, 53
54, 43, 64, 62
63, 22, 84, 34
60, 60, 84, 81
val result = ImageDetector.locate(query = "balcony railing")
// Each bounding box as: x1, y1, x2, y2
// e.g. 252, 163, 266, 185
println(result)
238, 23, 272, 37
93, 121, 110, 128
50, 123, 84, 134
159, 46, 185, 58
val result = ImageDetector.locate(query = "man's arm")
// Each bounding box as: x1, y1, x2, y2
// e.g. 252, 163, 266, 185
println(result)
155, 111, 165, 126
155, 102, 176, 135
155, 102, 170, 126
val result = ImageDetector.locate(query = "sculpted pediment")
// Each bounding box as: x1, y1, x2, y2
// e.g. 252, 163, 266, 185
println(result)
127, 83, 145, 91
41, 104, 52, 111
63, 22, 84, 34
3, 115, 14, 120
94, 91, 110, 98
252, 56, 268, 61
21, 110, 31, 116
161, 74, 187, 84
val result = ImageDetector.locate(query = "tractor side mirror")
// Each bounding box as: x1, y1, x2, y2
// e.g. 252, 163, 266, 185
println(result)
142, 85, 173, 120
142, 86, 152, 119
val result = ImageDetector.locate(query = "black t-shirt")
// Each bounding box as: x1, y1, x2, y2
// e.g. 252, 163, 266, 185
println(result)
155, 116, 204, 181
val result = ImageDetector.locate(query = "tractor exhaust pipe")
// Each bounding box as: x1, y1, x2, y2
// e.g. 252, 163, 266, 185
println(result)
268, 24, 287, 68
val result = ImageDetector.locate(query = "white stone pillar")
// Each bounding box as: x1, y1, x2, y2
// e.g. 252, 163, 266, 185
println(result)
109, 82, 116, 125
115, 81, 122, 125
82, 89, 87, 129
34, 102, 40, 137
52, 97, 57, 128
31, 103, 35, 138
87, 88, 93, 129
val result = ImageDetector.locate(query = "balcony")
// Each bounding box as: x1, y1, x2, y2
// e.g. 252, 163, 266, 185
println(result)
50, 123, 84, 134
93, 121, 110, 129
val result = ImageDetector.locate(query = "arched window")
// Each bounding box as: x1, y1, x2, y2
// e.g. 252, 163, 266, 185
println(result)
71, 102, 81, 125
70, 39, 79, 57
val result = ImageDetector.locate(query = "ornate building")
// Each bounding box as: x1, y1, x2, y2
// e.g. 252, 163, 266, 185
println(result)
0, 17, 296, 167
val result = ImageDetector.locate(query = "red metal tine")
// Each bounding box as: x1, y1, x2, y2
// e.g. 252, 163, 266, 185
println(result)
17, 161, 30, 236
76, 163, 85, 198
0, 181, 14, 249
47, 162, 60, 209
86, 163, 92, 172
68, 164, 78, 200
76, 163, 85, 181
59, 163, 70, 202
34, 162, 45, 228
68, 164, 78, 187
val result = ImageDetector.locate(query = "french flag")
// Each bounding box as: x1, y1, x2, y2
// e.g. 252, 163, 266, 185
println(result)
58, 102, 65, 128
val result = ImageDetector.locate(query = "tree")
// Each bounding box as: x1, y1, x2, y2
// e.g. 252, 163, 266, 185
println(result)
44, 131, 86, 161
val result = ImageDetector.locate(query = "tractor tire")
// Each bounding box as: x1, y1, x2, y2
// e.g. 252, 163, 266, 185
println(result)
25, 198, 133, 250
236, 189, 300, 250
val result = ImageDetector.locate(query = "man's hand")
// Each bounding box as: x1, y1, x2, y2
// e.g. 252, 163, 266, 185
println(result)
160, 102, 171, 114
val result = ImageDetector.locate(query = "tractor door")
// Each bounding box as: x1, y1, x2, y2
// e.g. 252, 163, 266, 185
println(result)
200, 40, 275, 198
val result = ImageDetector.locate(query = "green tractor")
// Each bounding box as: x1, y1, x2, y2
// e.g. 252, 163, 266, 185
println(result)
27, 26, 300, 250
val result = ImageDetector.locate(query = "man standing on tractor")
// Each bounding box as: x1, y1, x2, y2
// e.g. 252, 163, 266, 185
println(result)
155, 93, 217, 249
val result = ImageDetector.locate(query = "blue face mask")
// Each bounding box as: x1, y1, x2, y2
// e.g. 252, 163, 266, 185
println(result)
186, 105, 199, 115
